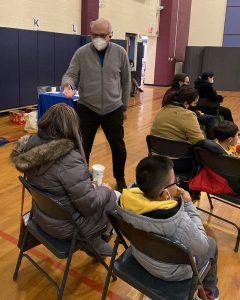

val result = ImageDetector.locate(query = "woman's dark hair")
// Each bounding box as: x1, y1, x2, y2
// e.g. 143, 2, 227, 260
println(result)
38, 103, 84, 153
201, 72, 214, 81
163, 86, 199, 107
136, 156, 174, 199
171, 73, 189, 88
213, 121, 239, 142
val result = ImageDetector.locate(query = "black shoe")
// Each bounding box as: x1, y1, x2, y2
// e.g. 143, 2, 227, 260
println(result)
116, 178, 127, 192
130, 93, 135, 97
138, 87, 144, 92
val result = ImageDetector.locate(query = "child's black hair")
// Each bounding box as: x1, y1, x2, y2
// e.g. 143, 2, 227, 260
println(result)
136, 155, 173, 199
213, 121, 239, 142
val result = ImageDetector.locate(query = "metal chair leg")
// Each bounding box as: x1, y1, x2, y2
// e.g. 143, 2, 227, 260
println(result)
101, 238, 119, 300
13, 229, 29, 280
58, 236, 77, 300
207, 194, 214, 210
88, 244, 117, 281
234, 228, 240, 252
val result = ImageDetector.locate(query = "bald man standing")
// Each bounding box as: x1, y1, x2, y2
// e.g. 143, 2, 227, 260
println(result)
62, 18, 131, 192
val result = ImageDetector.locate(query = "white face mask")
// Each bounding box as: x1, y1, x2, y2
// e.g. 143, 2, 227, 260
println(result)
209, 78, 214, 84
92, 37, 108, 51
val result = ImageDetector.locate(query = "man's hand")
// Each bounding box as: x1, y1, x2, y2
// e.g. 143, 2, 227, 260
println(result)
62, 84, 75, 99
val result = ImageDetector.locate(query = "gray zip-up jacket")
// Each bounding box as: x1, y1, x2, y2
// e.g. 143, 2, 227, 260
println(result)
117, 199, 209, 281
62, 42, 131, 115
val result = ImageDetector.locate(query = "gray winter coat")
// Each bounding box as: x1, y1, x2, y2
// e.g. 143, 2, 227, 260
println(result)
116, 199, 209, 281
62, 42, 131, 115
11, 135, 116, 239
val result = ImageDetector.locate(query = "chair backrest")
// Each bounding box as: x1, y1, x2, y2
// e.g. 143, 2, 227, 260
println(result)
19, 176, 70, 220
108, 211, 196, 271
195, 147, 240, 177
146, 135, 194, 159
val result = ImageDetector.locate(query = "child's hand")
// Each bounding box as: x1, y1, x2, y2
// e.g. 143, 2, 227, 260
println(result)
181, 189, 192, 203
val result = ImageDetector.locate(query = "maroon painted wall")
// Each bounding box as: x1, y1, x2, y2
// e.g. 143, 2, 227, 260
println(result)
81, 0, 99, 35
175, 0, 192, 61
154, 0, 192, 85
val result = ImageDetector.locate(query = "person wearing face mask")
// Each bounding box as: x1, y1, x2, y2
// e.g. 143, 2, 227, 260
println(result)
162, 74, 216, 140
162, 73, 190, 107
61, 18, 131, 192
151, 86, 204, 145
194, 72, 233, 122
117, 156, 219, 300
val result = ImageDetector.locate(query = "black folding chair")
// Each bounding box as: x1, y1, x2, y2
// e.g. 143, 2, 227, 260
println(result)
13, 176, 115, 300
101, 211, 210, 300
146, 135, 195, 182
195, 147, 240, 252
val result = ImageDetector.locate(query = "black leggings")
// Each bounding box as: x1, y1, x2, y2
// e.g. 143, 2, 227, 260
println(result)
197, 105, 233, 122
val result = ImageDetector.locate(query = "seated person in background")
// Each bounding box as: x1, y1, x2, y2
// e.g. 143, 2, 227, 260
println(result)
11, 103, 116, 256
197, 121, 239, 157
151, 86, 204, 144
129, 59, 143, 97
194, 72, 233, 122
213, 121, 239, 157
163, 73, 216, 140
117, 156, 219, 300
162, 73, 190, 106
193, 121, 240, 195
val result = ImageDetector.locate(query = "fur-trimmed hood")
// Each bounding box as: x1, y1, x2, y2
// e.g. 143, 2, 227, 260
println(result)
11, 135, 75, 172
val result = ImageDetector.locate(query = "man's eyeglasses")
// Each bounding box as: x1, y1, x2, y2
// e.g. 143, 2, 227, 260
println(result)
91, 33, 111, 39
159, 179, 181, 196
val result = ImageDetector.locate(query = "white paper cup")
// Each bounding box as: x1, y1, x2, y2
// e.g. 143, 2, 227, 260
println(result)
92, 164, 105, 186
51, 87, 57, 93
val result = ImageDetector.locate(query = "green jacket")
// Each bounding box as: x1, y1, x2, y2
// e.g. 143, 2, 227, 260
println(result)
151, 105, 204, 144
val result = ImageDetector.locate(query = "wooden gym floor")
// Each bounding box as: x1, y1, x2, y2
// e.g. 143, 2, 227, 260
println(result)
0, 86, 239, 299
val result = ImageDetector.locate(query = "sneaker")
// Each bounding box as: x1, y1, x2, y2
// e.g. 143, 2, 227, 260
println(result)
138, 87, 144, 92
116, 178, 127, 193
196, 287, 219, 300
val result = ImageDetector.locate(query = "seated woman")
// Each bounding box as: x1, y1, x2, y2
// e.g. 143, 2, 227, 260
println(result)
11, 103, 116, 256
151, 86, 204, 144
163, 73, 216, 139
151, 86, 204, 182
194, 72, 233, 122
117, 156, 219, 300
162, 73, 190, 106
